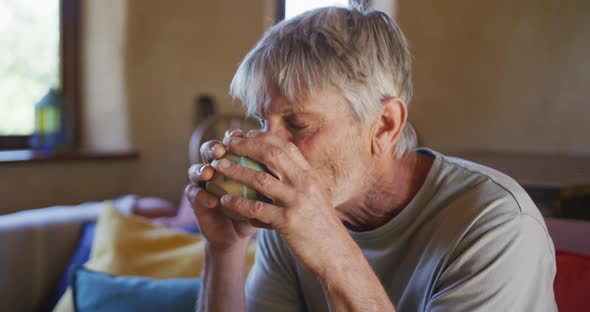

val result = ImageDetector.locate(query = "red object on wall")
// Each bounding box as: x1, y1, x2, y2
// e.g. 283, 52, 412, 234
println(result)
554, 250, 590, 312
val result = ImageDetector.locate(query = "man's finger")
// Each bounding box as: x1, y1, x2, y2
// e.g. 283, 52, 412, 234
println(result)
220, 195, 283, 227
247, 130, 311, 171
226, 135, 308, 183
185, 184, 219, 210
248, 219, 273, 229
200, 140, 227, 164
223, 128, 245, 145
188, 164, 215, 185
212, 157, 295, 204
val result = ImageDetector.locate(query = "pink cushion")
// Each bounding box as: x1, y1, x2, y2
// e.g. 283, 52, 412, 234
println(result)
554, 250, 590, 312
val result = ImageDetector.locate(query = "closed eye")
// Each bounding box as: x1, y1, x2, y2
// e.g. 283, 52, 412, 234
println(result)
286, 121, 308, 131
284, 114, 313, 132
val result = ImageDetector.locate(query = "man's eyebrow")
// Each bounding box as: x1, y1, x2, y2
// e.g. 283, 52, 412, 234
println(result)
279, 107, 295, 114
280, 104, 316, 114
256, 107, 309, 119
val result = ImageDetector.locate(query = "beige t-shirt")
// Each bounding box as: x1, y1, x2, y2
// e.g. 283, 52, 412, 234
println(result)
245, 148, 557, 311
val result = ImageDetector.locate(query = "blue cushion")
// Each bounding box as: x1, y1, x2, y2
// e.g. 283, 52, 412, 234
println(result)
72, 268, 200, 312
47, 222, 200, 310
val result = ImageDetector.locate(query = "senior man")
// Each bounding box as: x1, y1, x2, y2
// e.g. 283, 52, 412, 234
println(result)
185, 5, 557, 312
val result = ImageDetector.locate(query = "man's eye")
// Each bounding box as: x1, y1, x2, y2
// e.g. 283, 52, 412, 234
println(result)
286, 121, 308, 131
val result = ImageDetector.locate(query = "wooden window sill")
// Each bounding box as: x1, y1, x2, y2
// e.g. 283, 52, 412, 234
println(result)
0, 149, 139, 164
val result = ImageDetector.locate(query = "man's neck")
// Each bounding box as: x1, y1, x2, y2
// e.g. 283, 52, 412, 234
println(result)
337, 150, 434, 232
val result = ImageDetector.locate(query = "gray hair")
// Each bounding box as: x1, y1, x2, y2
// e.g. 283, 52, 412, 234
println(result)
229, 5, 416, 158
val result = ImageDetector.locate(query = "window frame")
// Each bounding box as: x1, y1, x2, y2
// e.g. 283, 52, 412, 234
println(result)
0, 0, 81, 151
276, 0, 285, 21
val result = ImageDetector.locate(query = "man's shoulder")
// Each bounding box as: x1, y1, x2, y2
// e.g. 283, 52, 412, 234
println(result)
443, 154, 527, 203
430, 149, 541, 219
414, 149, 548, 246
406, 150, 557, 312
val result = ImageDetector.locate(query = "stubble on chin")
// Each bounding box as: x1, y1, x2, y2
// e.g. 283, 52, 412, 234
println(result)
320, 141, 370, 208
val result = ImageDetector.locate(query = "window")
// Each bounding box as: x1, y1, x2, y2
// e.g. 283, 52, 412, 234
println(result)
278, 0, 352, 20
0, 0, 80, 150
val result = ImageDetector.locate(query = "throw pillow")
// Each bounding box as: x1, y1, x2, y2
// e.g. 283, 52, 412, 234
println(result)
72, 268, 200, 312
54, 203, 257, 312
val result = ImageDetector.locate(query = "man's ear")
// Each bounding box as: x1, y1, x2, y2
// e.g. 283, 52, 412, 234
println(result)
370, 97, 407, 156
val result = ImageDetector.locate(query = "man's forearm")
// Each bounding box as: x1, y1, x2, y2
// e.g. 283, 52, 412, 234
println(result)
197, 241, 249, 312
319, 239, 396, 312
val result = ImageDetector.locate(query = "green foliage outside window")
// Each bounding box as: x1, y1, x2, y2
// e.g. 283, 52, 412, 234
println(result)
0, 0, 60, 135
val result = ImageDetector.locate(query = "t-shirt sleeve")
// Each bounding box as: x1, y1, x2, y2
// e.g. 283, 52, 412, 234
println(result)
245, 229, 304, 312
427, 214, 557, 312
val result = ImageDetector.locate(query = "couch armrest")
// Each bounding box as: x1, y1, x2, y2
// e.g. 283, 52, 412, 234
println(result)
0, 196, 136, 311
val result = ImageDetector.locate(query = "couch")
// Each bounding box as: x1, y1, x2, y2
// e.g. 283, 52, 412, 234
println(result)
0, 197, 138, 311
1, 198, 589, 312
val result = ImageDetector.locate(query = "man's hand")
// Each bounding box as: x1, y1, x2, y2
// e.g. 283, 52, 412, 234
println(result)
212, 130, 355, 276
214, 130, 395, 311
186, 129, 260, 312
185, 129, 257, 252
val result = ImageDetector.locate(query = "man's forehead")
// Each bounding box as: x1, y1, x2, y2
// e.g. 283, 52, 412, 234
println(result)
257, 93, 308, 118
258, 88, 347, 118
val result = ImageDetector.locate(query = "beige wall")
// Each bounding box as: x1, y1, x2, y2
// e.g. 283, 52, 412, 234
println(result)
82, 0, 130, 151
398, 0, 590, 154
123, 0, 273, 200
4, 1, 589, 213
1, 0, 272, 214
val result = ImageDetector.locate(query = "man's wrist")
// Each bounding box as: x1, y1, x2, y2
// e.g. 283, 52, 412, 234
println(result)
203, 238, 252, 277
205, 238, 251, 259
199, 239, 251, 312
312, 228, 363, 279
317, 239, 365, 283
316, 237, 396, 312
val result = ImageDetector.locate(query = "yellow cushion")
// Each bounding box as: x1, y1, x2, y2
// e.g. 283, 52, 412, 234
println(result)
54, 202, 256, 311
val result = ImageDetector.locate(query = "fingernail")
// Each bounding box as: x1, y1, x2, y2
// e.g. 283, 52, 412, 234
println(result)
218, 159, 231, 169
228, 137, 243, 145
210, 143, 219, 152
220, 195, 230, 204
197, 165, 205, 174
